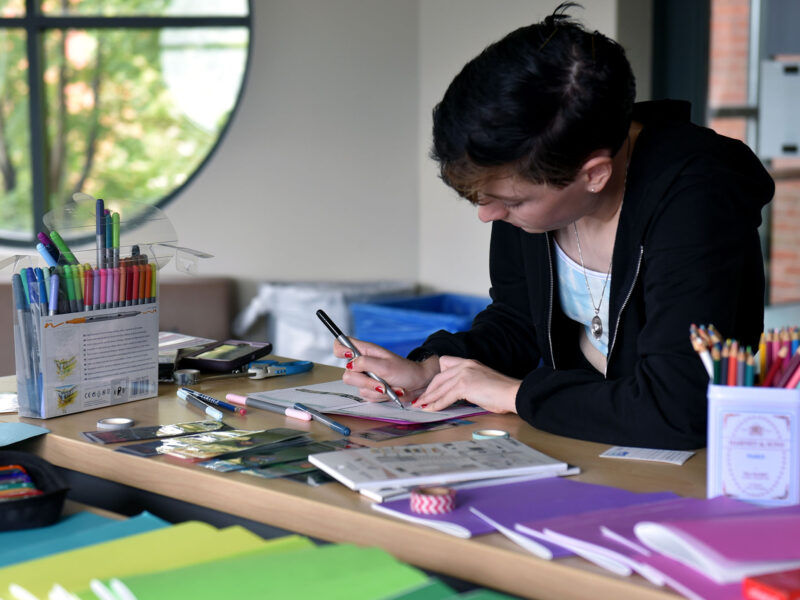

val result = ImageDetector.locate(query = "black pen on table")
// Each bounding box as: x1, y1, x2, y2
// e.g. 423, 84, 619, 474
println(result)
316, 309, 405, 410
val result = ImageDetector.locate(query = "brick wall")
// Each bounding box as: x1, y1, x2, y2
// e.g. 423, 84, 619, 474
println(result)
708, 0, 800, 303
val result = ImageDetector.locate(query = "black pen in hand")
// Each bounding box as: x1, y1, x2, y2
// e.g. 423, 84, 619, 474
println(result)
316, 309, 405, 410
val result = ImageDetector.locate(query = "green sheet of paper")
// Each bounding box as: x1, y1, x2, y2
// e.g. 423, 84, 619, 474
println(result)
94, 542, 428, 600
0, 521, 276, 597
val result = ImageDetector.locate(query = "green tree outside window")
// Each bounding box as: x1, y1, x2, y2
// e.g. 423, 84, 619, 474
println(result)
0, 0, 250, 243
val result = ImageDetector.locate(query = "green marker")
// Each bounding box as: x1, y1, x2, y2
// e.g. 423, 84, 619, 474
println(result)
48, 230, 78, 265
19, 268, 30, 304
64, 265, 77, 313
112, 212, 120, 268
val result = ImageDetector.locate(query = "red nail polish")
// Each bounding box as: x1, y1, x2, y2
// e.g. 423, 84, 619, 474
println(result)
346, 361, 353, 370
375, 385, 385, 394
394, 389, 404, 397
344, 351, 353, 359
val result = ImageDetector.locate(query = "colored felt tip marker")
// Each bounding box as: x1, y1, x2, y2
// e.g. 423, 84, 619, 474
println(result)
48, 273, 60, 316
225, 393, 310, 421
294, 402, 350, 436
36, 243, 58, 268
177, 391, 224, 421
315, 309, 404, 410
178, 388, 246, 415
48, 230, 78, 265
96, 198, 105, 269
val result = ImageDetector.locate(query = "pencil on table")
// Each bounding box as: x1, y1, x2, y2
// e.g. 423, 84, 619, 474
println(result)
711, 343, 722, 385
690, 330, 714, 379
745, 349, 755, 387
707, 324, 723, 346
736, 348, 746, 387
762, 345, 789, 387
720, 341, 730, 386
727, 340, 739, 386
775, 346, 800, 388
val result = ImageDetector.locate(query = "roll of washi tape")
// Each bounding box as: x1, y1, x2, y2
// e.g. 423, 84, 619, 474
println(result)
173, 368, 200, 385
410, 486, 456, 515
472, 429, 510, 440
96, 417, 134, 430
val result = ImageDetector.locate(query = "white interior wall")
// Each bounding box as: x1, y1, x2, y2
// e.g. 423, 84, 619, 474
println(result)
162, 0, 420, 292
417, 1, 621, 296
3, 1, 653, 306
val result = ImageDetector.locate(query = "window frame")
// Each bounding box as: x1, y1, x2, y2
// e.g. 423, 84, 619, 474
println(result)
0, 0, 252, 247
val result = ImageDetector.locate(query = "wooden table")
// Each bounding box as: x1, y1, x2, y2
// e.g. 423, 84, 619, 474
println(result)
0, 362, 704, 600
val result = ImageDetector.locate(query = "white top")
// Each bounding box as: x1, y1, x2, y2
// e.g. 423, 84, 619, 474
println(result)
555, 240, 611, 356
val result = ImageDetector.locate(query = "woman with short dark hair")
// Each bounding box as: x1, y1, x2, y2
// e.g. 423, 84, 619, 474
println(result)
335, 3, 774, 450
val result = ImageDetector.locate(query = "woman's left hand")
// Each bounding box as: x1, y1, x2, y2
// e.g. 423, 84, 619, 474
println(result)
412, 356, 520, 414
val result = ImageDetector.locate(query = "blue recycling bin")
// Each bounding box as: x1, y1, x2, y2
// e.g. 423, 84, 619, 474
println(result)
350, 293, 490, 357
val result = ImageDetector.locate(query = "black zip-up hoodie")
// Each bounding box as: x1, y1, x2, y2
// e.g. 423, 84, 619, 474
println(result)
410, 101, 775, 449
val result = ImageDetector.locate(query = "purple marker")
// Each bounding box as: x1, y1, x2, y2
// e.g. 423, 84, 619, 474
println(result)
37, 232, 60, 263
93, 268, 101, 310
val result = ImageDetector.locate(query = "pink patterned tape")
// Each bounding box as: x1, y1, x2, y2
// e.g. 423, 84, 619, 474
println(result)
410, 486, 456, 515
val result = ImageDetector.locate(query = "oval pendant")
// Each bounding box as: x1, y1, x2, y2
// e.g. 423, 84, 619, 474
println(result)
591, 315, 603, 339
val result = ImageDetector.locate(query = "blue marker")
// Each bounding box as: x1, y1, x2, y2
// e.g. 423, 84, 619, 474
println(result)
36, 243, 58, 268
96, 198, 105, 268
294, 402, 350, 436
49, 273, 60, 316
34, 268, 47, 311
25, 268, 38, 306
11, 274, 31, 378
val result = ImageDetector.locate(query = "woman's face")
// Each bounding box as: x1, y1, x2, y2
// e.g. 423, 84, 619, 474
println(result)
475, 175, 594, 233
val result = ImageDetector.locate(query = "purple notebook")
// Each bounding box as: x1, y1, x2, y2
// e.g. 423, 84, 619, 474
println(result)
372, 477, 677, 559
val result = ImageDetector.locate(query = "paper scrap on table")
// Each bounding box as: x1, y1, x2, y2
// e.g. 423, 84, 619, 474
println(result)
599, 446, 695, 466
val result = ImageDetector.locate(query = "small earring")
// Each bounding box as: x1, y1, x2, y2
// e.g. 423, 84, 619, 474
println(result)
590, 187, 596, 193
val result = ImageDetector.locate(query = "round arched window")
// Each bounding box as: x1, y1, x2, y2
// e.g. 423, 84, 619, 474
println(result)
0, 0, 251, 245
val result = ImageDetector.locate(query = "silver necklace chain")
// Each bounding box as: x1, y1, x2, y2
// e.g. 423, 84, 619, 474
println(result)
573, 221, 613, 339
572, 134, 631, 340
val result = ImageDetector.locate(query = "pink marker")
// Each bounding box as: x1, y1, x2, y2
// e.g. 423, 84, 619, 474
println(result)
105, 266, 113, 308
226, 393, 311, 421
119, 266, 127, 308
99, 268, 107, 308
111, 267, 120, 307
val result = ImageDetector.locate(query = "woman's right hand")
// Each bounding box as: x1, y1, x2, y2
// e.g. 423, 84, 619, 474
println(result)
333, 338, 440, 402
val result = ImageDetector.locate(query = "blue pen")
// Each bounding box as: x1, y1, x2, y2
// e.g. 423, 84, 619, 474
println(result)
36, 243, 58, 268
294, 402, 350, 436
178, 388, 244, 415
49, 273, 60, 316
176, 390, 224, 421
11, 274, 30, 374
96, 198, 105, 268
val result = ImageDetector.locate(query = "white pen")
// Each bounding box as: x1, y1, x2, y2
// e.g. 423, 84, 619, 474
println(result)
316, 309, 404, 410
177, 389, 224, 420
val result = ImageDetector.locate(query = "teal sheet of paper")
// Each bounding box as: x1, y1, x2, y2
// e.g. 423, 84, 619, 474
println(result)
0, 512, 111, 554
0, 422, 49, 446
97, 543, 429, 600
0, 511, 168, 567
